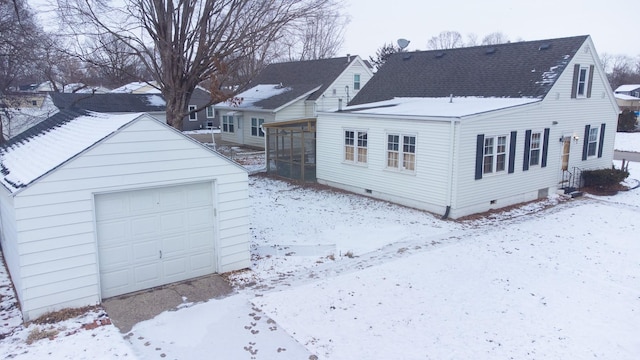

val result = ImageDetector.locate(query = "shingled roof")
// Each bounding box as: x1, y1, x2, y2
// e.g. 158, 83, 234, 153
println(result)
49, 92, 166, 112
349, 35, 589, 106
233, 55, 364, 110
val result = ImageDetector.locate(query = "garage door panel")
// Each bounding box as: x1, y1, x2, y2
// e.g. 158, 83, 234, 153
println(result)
97, 182, 216, 299
99, 246, 130, 269
132, 240, 159, 262
97, 220, 129, 244
131, 215, 158, 237
190, 229, 215, 249
190, 252, 214, 272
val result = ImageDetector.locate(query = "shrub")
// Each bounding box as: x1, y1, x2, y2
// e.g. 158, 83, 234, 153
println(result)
581, 167, 629, 188
617, 110, 638, 132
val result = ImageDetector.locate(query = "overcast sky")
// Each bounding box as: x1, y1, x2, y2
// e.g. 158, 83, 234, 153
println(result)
341, 0, 640, 60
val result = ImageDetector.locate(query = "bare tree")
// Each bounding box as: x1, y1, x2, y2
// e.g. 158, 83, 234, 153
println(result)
606, 54, 640, 90
0, 0, 41, 92
55, 0, 342, 130
481, 32, 509, 45
84, 34, 150, 88
466, 33, 479, 47
426, 31, 464, 50
277, 6, 349, 61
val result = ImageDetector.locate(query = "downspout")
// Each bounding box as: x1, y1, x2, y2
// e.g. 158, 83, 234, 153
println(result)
442, 119, 458, 219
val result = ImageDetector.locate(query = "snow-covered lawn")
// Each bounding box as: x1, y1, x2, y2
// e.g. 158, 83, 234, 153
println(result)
1, 133, 639, 359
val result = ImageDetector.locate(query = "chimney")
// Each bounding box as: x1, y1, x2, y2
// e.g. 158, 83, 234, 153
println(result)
347, 54, 351, 63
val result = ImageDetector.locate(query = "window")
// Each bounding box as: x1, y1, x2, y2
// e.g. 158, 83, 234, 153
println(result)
31, 100, 38, 106
222, 115, 234, 133
529, 132, 541, 166
482, 135, 507, 174
354, 74, 361, 90
572, 64, 593, 99
345, 130, 367, 164
387, 134, 416, 171
206, 106, 214, 118
251, 118, 265, 137
188, 105, 197, 121
587, 127, 598, 157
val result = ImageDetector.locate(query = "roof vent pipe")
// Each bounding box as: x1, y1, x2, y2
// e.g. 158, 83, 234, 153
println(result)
347, 54, 351, 62
449, 94, 453, 103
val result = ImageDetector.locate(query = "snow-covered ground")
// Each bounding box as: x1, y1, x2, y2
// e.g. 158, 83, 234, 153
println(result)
1, 133, 639, 359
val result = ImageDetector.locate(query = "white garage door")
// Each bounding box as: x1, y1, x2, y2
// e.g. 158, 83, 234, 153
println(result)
96, 182, 216, 298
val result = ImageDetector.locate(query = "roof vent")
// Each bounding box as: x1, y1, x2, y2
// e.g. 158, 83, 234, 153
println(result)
403, 53, 412, 61
435, 52, 446, 59
485, 47, 496, 55
538, 43, 551, 51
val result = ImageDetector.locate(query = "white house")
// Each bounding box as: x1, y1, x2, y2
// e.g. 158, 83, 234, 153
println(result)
316, 35, 619, 219
0, 110, 250, 321
215, 55, 374, 148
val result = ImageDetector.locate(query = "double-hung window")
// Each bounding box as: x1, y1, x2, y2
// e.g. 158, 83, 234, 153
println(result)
587, 127, 598, 157
576, 67, 588, 98
345, 130, 367, 164
483, 135, 507, 174
354, 74, 361, 90
188, 105, 197, 121
529, 131, 541, 166
222, 115, 234, 133
251, 118, 265, 137
206, 106, 214, 118
387, 134, 416, 171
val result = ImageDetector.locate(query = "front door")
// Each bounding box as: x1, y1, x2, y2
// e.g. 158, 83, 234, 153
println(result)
561, 137, 571, 171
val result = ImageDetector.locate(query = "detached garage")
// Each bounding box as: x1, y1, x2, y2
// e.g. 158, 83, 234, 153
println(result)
0, 110, 250, 321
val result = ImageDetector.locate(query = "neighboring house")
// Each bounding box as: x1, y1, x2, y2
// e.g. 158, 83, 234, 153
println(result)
49, 92, 167, 123
215, 55, 374, 148
316, 35, 618, 219
112, 82, 216, 130
614, 84, 640, 113
1, 93, 57, 139
0, 109, 250, 321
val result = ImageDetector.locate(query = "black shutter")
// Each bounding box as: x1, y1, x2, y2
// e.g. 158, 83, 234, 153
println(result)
541, 128, 550, 167
508, 131, 517, 174
597, 123, 606, 158
475, 134, 484, 180
582, 125, 590, 160
523, 130, 531, 171
571, 64, 580, 99
587, 65, 594, 98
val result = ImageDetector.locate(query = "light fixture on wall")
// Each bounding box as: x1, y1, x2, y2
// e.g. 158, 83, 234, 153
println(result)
573, 135, 580, 143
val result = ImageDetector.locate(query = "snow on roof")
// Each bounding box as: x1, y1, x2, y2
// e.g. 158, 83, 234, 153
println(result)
0, 112, 142, 193
219, 84, 291, 109
615, 93, 640, 101
340, 97, 541, 118
111, 81, 161, 94
615, 84, 640, 92
145, 94, 166, 107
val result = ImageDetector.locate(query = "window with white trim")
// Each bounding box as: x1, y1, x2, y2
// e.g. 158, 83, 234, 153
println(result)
206, 106, 214, 118
354, 74, 361, 90
222, 115, 234, 133
483, 135, 507, 174
529, 131, 541, 166
251, 117, 265, 137
576, 66, 589, 98
587, 127, 598, 157
188, 105, 197, 121
387, 134, 416, 171
345, 130, 367, 164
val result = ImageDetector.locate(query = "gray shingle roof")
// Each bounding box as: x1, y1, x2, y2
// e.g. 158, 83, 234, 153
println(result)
349, 36, 589, 106
242, 56, 360, 109
50, 92, 166, 112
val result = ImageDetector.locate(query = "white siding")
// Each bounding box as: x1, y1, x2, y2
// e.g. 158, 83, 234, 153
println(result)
0, 188, 21, 302
274, 99, 306, 121
451, 39, 618, 218
317, 59, 374, 112
12, 116, 250, 320
317, 113, 452, 215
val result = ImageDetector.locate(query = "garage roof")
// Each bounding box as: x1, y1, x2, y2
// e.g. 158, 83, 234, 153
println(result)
0, 109, 142, 193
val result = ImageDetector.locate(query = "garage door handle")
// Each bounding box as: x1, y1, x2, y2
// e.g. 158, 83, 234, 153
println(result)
159, 250, 163, 259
